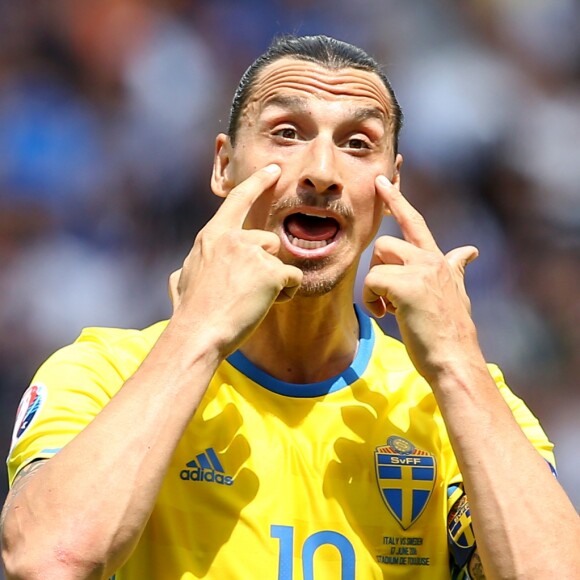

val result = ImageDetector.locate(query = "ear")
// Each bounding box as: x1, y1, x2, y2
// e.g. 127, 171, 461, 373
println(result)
211, 133, 235, 198
391, 153, 403, 189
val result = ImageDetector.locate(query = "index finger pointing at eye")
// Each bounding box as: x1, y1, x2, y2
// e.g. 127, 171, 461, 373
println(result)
375, 175, 440, 253
210, 164, 281, 230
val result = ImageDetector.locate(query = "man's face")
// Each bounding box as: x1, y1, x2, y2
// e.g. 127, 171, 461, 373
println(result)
213, 57, 402, 296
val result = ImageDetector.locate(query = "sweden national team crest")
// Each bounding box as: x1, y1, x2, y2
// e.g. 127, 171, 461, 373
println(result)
375, 436, 436, 530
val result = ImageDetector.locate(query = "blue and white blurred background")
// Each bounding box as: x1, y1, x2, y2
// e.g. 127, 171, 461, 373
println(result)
1, 2, 579, 559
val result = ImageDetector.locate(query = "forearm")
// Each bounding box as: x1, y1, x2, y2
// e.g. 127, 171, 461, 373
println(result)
2, 163, 302, 579
365, 177, 580, 576
431, 341, 580, 578
2, 316, 221, 579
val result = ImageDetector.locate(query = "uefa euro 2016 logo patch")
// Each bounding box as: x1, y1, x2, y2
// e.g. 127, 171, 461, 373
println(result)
10, 383, 47, 452
375, 436, 436, 530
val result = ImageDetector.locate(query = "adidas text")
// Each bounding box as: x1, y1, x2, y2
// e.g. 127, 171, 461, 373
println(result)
180, 468, 234, 486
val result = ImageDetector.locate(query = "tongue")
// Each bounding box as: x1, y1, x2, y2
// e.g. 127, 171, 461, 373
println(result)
285, 214, 339, 241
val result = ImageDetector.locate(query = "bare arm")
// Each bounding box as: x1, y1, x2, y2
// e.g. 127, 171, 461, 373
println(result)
469, 551, 487, 580
364, 175, 580, 579
1, 164, 302, 580
0, 461, 47, 532
1, 321, 225, 580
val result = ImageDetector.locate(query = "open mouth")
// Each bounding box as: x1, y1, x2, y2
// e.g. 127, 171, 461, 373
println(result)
283, 212, 340, 250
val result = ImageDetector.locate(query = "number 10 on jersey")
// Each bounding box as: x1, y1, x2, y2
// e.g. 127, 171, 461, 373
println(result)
271, 525, 355, 580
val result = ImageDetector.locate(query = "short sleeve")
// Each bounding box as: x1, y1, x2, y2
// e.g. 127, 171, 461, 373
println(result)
487, 363, 556, 469
6, 326, 155, 485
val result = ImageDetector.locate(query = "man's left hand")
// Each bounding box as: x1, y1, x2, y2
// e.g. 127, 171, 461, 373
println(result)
363, 175, 480, 382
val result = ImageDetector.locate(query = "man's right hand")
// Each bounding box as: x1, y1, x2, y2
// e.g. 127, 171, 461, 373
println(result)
0, 170, 301, 579
169, 164, 303, 357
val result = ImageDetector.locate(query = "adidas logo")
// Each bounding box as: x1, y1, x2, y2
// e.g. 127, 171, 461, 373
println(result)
180, 448, 234, 486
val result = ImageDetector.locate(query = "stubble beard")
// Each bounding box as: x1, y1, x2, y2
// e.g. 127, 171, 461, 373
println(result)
290, 256, 350, 297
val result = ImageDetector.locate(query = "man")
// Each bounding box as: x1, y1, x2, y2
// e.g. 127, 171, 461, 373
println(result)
2, 35, 579, 579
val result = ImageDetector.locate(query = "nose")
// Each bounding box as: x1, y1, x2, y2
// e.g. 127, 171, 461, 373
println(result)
299, 137, 343, 195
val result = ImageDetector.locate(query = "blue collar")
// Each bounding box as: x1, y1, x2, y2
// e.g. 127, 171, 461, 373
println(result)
226, 305, 375, 398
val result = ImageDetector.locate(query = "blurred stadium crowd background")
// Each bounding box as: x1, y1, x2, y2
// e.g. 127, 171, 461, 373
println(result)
1, 0, 579, 544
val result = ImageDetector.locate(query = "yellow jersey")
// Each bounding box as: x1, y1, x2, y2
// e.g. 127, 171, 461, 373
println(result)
7, 307, 555, 579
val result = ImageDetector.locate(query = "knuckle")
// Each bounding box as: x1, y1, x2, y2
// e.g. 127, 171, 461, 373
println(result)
250, 244, 267, 260
221, 229, 244, 247
423, 252, 444, 268
266, 233, 282, 252
364, 268, 382, 289
194, 225, 216, 246
408, 212, 427, 229
264, 230, 279, 242
193, 227, 206, 244
374, 236, 391, 252
224, 229, 241, 242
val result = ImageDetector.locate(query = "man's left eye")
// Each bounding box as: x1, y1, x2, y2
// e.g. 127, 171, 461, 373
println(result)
275, 128, 298, 140
346, 138, 369, 150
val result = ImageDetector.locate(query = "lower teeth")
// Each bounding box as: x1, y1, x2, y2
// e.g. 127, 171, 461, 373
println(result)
287, 234, 330, 249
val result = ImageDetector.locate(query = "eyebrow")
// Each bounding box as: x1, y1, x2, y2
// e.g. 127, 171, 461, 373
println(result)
352, 107, 386, 124
261, 94, 309, 113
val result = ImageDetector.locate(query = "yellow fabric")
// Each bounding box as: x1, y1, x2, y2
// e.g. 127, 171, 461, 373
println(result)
7, 311, 554, 579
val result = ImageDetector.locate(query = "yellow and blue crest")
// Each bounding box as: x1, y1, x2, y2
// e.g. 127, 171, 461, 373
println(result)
375, 436, 436, 530
447, 486, 476, 569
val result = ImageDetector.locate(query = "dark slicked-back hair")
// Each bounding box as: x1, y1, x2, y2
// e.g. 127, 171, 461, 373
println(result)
227, 34, 404, 154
